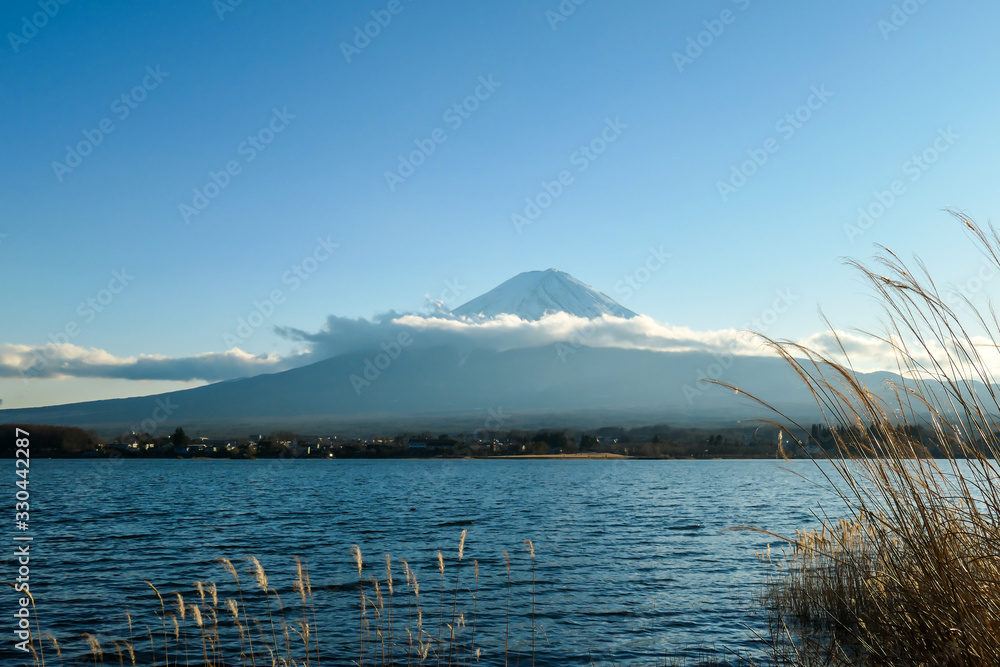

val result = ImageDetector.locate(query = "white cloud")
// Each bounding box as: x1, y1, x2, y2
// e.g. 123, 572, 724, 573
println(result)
0, 343, 290, 381
5, 311, 991, 386
388, 312, 770, 354
798, 329, 1000, 378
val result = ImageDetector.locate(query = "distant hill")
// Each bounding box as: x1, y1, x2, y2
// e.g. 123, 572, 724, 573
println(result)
0, 343, 850, 437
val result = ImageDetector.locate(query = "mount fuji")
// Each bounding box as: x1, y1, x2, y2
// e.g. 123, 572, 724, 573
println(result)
0, 269, 841, 435
451, 269, 637, 320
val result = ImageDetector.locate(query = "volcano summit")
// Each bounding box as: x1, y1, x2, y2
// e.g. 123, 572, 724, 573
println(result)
451, 269, 637, 321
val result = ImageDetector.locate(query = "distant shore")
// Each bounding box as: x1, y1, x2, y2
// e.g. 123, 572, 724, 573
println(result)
2, 422, 791, 459
487, 452, 628, 459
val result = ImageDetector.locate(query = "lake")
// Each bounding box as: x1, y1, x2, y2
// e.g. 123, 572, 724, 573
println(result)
7, 459, 845, 665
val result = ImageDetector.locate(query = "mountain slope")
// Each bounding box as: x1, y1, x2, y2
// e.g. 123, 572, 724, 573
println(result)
0, 343, 849, 436
451, 269, 637, 320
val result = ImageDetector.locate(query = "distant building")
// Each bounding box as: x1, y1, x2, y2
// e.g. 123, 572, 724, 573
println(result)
408, 437, 459, 450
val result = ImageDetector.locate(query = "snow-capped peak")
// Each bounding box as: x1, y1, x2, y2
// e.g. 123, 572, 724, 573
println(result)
451, 269, 637, 321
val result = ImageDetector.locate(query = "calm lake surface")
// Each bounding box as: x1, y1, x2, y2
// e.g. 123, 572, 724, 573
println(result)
8, 459, 845, 665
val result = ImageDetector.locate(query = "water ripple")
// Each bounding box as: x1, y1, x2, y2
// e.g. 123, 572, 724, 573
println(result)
16, 459, 842, 665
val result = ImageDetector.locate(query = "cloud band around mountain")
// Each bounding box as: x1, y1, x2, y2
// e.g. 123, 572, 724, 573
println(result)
0, 310, 961, 385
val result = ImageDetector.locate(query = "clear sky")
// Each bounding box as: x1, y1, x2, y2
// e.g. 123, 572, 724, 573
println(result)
3, 0, 1000, 408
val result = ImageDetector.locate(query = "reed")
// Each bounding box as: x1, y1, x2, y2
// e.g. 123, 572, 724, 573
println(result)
190, 604, 209, 667
722, 211, 1000, 665
217, 557, 254, 667
503, 550, 511, 667
524, 539, 535, 667
176, 593, 190, 666
446, 530, 467, 666
470, 560, 479, 665
43, 632, 62, 667
351, 544, 365, 664
384, 554, 393, 667
82, 632, 101, 666
245, 556, 279, 660
401, 558, 414, 665
292, 555, 314, 667
435, 549, 445, 666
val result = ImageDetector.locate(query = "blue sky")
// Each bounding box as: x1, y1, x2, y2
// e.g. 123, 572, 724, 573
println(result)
3, 0, 999, 408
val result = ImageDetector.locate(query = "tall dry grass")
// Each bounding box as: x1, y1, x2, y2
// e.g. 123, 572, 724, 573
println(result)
723, 211, 1000, 665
